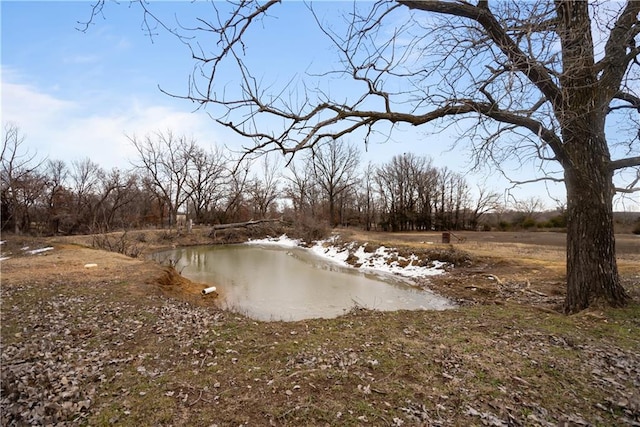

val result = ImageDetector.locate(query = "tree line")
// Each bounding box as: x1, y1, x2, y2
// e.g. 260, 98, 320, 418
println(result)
1, 123, 511, 235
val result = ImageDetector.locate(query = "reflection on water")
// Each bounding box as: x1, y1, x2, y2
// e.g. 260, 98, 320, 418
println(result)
154, 244, 454, 321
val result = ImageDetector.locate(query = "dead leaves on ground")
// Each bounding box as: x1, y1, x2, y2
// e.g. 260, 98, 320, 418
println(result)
1, 280, 639, 426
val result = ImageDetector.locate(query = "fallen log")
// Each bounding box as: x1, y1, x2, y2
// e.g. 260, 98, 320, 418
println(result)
210, 218, 282, 231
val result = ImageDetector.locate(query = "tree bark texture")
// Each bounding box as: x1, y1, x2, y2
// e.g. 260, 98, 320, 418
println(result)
563, 135, 630, 313
555, 1, 630, 312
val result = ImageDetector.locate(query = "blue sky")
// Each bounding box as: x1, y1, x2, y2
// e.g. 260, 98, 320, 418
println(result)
2, 1, 638, 211
2, 1, 224, 167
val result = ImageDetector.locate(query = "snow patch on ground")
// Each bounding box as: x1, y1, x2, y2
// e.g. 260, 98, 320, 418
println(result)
25, 247, 54, 255
246, 234, 301, 248
247, 235, 447, 279
0, 246, 53, 262
310, 242, 351, 264
356, 245, 447, 277
0, 245, 55, 262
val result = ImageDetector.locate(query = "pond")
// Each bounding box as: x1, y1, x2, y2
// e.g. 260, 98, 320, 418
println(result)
154, 244, 455, 321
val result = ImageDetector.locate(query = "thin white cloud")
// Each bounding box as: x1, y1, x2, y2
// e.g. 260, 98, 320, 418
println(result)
1, 70, 232, 170
2, 79, 77, 124
63, 54, 101, 64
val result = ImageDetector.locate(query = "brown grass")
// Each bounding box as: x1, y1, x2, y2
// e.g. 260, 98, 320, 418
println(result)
1, 228, 639, 426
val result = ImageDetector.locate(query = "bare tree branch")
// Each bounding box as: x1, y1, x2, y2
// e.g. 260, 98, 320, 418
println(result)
397, 0, 563, 110
610, 91, 640, 112
597, 1, 640, 99
609, 156, 640, 171
614, 167, 640, 193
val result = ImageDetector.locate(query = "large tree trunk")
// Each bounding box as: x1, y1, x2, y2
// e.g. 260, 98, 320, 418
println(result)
556, 0, 629, 313
563, 138, 629, 313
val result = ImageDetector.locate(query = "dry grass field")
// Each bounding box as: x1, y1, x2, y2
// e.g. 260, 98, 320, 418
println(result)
1, 227, 639, 426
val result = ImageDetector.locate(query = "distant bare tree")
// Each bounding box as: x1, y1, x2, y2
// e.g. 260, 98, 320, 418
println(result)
468, 185, 502, 230
358, 162, 377, 231
93, 168, 140, 231
284, 161, 313, 217
512, 196, 546, 228
432, 168, 472, 231
1, 123, 45, 233
248, 154, 282, 218
515, 196, 546, 218
186, 145, 227, 224
309, 140, 360, 227
376, 153, 436, 231
69, 158, 102, 233
221, 158, 251, 223
128, 130, 197, 227
43, 159, 70, 234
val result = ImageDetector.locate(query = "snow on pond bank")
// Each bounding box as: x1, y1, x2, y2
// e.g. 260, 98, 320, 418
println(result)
247, 234, 447, 279
246, 234, 302, 248
0, 246, 54, 262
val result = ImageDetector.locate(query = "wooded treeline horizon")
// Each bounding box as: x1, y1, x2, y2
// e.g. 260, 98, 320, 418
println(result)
1, 123, 636, 236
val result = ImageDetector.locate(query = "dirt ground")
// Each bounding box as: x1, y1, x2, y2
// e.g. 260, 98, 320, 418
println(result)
1, 228, 639, 426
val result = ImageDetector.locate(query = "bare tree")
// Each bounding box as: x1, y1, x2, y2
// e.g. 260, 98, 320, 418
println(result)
248, 154, 282, 218
1, 123, 45, 233
43, 159, 70, 234
284, 161, 313, 217
69, 157, 103, 233
186, 145, 227, 224
128, 130, 197, 227
414, 160, 439, 231
84, 1, 640, 312
376, 153, 436, 231
514, 196, 546, 220
221, 158, 251, 223
433, 168, 471, 231
358, 162, 377, 231
469, 185, 502, 230
309, 140, 361, 227
92, 168, 140, 231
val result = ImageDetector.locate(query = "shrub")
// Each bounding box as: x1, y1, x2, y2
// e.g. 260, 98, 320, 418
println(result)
290, 216, 330, 243
92, 231, 144, 258
160, 230, 176, 241
546, 214, 567, 228
414, 246, 473, 267
498, 221, 511, 231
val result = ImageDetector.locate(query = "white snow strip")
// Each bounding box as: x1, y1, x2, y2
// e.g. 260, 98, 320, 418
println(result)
25, 247, 54, 255
246, 234, 301, 248
0, 256, 11, 262
0, 240, 5, 245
